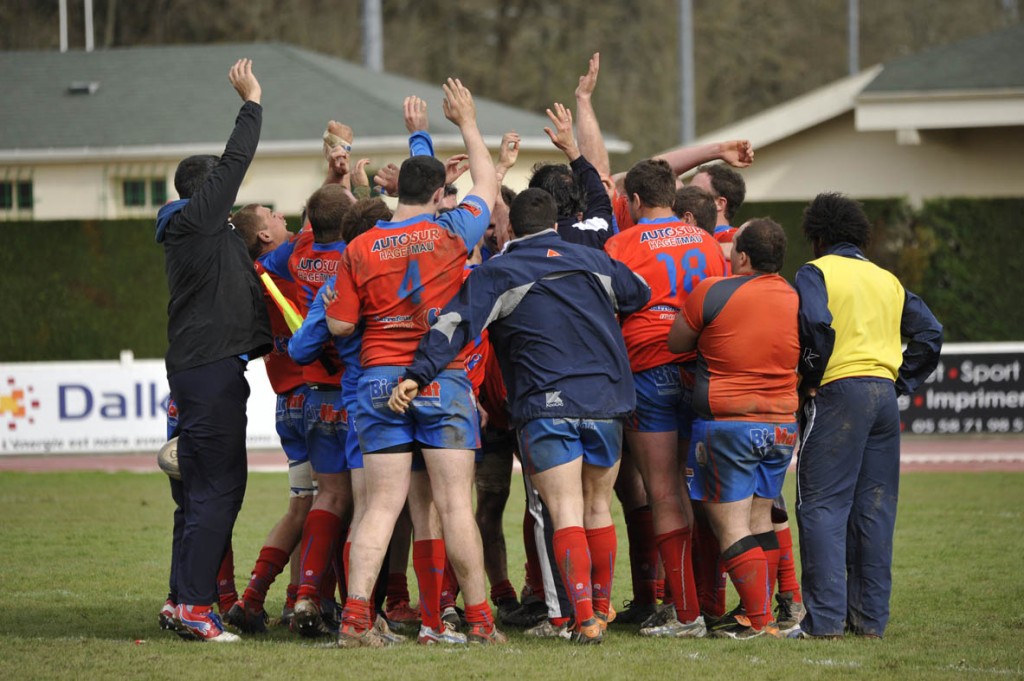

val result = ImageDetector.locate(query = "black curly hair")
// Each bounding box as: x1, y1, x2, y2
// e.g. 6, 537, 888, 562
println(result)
802, 192, 871, 252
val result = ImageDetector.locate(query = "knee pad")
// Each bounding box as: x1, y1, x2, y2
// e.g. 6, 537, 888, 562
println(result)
288, 460, 316, 498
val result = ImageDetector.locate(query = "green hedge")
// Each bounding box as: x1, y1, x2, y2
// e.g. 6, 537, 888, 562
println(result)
736, 197, 1024, 342
0, 220, 169, 361
1, 199, 1020, 361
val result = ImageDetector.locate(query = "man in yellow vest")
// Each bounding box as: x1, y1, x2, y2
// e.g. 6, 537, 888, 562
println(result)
793, 192, 942, 639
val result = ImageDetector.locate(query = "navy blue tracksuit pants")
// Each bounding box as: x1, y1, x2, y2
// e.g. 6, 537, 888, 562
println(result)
796, 377, 900, 637
167, 357, 250, 605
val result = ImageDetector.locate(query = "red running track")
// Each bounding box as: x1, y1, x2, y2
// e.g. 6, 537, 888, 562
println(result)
0, 435, 1022, 474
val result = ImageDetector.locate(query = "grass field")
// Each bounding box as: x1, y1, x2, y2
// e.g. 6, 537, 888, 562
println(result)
0, 471, 1021, 680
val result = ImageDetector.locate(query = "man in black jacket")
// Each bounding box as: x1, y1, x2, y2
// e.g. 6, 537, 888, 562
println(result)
155, 58, 272, 643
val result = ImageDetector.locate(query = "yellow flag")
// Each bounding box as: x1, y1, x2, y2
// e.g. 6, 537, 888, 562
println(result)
259, 271, 304, 333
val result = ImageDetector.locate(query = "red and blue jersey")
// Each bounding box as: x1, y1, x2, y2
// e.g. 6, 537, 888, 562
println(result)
328, 196, 490, 368
261, 231, 347, 385
604, 216, 726, 372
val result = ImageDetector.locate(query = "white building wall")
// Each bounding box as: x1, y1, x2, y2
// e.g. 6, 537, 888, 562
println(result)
1, 148, 565, 222
739, 113, 1024, 205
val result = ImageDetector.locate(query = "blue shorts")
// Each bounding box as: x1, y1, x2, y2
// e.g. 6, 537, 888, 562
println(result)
304, 386, 350, 474
629, 364, 695, 435
276, 386, 310, 464
517, 418, 623, 475
356, 367, 480, 455
344, 411, 364, 471
686, 419, 797, 503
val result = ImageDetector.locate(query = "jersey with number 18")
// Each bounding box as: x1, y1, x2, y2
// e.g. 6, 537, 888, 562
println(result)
605, 216, 726, 372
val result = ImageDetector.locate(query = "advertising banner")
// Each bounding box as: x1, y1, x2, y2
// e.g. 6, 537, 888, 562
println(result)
0, 358, 278, 454
898, 343, 1023, 435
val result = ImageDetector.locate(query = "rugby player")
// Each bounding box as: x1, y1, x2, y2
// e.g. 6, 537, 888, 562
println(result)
390, 187, 651, 644
326, 78, 504, 647
668, 218, 799, 639
604, 159, 726, 638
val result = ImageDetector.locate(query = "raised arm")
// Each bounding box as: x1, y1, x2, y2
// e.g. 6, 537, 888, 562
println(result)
443, 78, 497, 210
178, 59, 262, 234
611, 140, 754, 188
658, 140, 753, 175
574, 52, 611, 179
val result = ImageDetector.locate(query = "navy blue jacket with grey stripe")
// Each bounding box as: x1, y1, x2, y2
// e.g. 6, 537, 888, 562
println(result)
405, 229, 651, 426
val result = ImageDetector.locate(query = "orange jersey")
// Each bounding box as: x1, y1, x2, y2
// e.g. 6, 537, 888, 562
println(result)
682, 274, 799, 422
328, 197, 490, 368
605, 216, 727, 372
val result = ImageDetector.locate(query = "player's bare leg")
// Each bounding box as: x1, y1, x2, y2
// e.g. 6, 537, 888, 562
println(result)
628, 430, 702, 635
293, 472, 353, 637
406, 468, 463, 644
474, 441, 518, 621
529, 457, 601, 643
615, 451, 661, 623
422, 447, 504, 643
703, 497, 776, 635
582, 459, 621, 628
338, 452, 412, 646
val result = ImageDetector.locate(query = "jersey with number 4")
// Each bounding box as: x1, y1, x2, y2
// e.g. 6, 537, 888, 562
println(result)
328, 196, 491, 368
605, 216, 726, 372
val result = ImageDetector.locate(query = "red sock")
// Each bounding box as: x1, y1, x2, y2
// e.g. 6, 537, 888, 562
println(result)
340, 595, 372, 633
285, 582, 298, 609
692, 510, 725, 617
722, 539, 770, 630
387, 571, 410, 607
552, 526, 594, 624
523, 508, 543, 598
624, 506, 658, 605
463, 601, 495, 633
296, 509, 342, 602
656, 527, 700, 623
490, 579, 517, 604
216, 546, 237, 613
440, 558, 460, 611
319, 562, 337, 605
241, 546, 289, 609
754, 531, 780, 604
585, 525, 617, 617
413, 539, 446, 629
776, 527, 801, 601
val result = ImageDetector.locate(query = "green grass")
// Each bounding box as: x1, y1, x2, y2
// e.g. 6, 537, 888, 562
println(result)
0, 471, 1021, 680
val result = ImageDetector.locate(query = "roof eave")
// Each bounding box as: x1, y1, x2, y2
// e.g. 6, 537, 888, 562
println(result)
682, 65, 882, 154
0, 134, 629, 164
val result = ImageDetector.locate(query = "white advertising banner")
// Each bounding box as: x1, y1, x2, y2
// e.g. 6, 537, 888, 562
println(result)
0, 357, 279, 454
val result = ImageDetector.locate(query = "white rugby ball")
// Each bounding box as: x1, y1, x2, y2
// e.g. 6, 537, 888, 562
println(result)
157, 437, 181, 480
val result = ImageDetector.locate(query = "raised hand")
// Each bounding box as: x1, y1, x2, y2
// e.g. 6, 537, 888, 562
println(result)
228, 58, 261, 104
445, 154, 470, 184
543, 102, 579, 160
374, 162, 400, 195
353, 158, 372, 189
404, 96, 428, 133
575, 52, 600, 100
720, 140, 754, 168
497, 131, 520, 172
442, 78, 477, 128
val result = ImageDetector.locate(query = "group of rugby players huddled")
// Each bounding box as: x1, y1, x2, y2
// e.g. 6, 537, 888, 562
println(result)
157, 54, 942, 647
